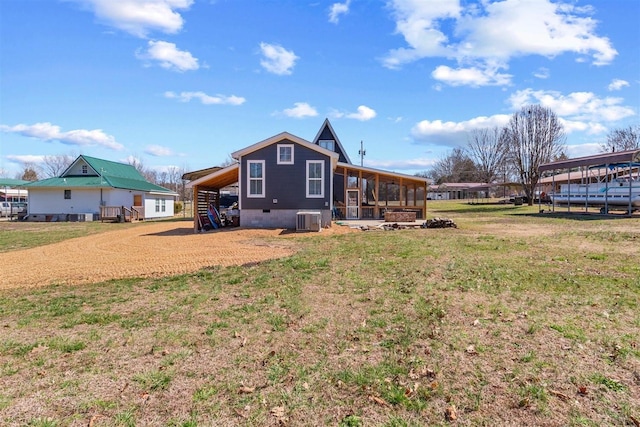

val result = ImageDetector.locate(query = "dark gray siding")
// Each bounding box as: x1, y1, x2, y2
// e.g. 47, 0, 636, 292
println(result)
316, 126, 350, 164
240, 139, 332, 210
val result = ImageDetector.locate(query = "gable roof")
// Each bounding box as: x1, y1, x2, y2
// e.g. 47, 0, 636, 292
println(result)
62, 155, 147, 180
25, 155, 177, 195
232, 132, 339, 165
312, 118, 352, 164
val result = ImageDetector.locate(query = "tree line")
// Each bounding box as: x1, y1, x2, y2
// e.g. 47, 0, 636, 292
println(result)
421, 105, 639, 205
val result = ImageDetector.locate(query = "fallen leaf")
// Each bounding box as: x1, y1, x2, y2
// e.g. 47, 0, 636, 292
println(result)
270, 406, 286, 418
88, 414, 103, 427
368, 395, 390, 407
234, 408, 248, 419
549, 389, 570, 401
238, 386, 255, 394
577, 386, 588, 396
445, 405, 457, 421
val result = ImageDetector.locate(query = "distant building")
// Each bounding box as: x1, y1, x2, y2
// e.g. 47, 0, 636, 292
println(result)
24, 155, 178, 222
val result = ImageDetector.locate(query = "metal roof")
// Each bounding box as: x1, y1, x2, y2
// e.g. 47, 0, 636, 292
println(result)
0, 178, 30, 187
23, 155, 178, 195
539, 149, 640, 172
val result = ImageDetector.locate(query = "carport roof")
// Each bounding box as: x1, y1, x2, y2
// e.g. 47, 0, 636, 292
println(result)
185, 163, 239, 190
539, 149, 640, 172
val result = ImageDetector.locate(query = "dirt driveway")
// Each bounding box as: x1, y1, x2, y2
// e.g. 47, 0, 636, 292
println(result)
0, 222, 311, 290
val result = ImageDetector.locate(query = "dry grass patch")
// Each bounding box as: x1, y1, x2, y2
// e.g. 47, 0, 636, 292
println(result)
0, 205, 639, 426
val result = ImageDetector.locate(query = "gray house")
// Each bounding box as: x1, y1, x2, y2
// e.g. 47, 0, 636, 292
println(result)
186, 119, 428, 231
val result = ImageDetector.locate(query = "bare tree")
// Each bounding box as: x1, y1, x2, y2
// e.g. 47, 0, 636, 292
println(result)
42, 154, 75, 178
127, 157, 158, 184
428, 148, 478, 184
19, 163, 40, 181
220, 155, 237, 167
600, 125, 640, 152
466, 127, 508, 183
504, 105, 565, 205
166, 166, 183, 192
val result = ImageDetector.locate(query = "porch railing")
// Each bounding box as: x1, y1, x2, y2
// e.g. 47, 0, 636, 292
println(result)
100, 206, 143, 222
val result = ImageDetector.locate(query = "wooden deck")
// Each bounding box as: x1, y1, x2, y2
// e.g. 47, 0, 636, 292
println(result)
100, 206, 143, 222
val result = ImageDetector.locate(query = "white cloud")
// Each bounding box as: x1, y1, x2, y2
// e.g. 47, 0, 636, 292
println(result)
346, 105, 377, 121
559, 119, 607, 135
383, 0, 617, 87
164, 91, 245, 105
533, 67, 550, 79
145, 145, 173, 156
6, 154, 46, 165
432, 65, 512, 87
330, 105, 377, 121
508, 88, 636, 122
0, 122, 124, 150
72, 0, 193, 38
608, 79, 629, 91
259, 42, 298, 75
410, 114, 511, 146
566, 142, 602, 158
279, 102, 318, 119
366, 157, 436, 171
137, 40, 199, 72
329, 0, 350, 24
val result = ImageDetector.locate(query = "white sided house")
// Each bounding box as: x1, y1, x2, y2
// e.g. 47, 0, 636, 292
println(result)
24, 155, 178, 222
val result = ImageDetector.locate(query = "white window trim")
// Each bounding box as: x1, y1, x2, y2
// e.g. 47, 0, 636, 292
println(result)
277, 144, 294, 165
306, 160, 324, 198
247, 160, 265, 198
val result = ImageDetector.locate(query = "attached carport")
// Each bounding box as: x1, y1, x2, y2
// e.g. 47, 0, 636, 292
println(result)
184, 164, 239, 232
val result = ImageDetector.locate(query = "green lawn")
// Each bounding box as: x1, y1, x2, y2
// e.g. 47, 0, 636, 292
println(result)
0, 202, 638, 426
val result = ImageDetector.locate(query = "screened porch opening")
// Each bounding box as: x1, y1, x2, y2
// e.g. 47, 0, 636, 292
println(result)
333, 165, 427, 221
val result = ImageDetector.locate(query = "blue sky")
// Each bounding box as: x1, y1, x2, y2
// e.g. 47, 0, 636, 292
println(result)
1, 0, 638, 179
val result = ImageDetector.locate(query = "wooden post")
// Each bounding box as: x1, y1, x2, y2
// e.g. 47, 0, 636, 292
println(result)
193, 186, 198, 233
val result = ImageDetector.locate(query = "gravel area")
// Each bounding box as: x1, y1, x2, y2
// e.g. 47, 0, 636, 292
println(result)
0, 222, 309, 290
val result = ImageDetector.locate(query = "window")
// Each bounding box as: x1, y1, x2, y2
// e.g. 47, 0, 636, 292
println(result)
318, 139, 335, 151
277, 144, 294, 164
247, 160, 265, 198
155, 199, 160, 212
161, 199, 166, 212
81, 165, 88, 174
64, 190, 71, 199
306, 160, 324, 198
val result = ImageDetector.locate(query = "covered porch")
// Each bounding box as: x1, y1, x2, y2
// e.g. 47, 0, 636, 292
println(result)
333, 163, 428, 221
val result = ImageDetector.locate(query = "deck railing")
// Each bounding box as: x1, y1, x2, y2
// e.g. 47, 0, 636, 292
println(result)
100, 206, 143, 222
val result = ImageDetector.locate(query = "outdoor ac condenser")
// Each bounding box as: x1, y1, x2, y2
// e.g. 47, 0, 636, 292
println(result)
296, 211, 321, 232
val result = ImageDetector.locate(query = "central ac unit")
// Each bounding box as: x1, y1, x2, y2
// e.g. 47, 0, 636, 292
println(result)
296, 211, 321, 231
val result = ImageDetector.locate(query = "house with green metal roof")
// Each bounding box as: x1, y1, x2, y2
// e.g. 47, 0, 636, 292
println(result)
24, 155, 178, 222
